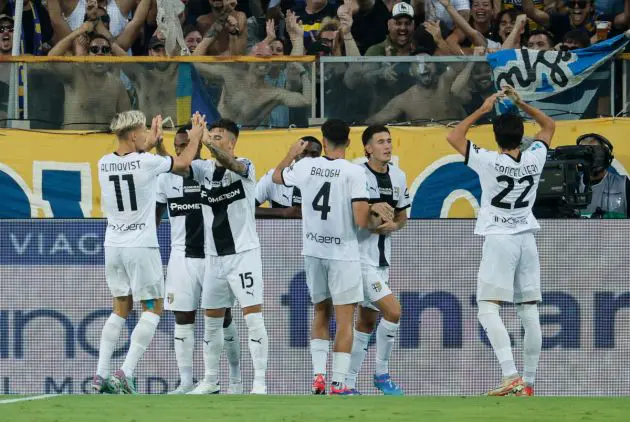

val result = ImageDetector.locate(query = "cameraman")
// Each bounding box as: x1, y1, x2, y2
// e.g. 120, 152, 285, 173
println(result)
577, 134, 630, 219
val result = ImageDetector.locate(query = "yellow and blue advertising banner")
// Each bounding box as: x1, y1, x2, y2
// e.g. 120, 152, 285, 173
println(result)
1, 118, 628, 218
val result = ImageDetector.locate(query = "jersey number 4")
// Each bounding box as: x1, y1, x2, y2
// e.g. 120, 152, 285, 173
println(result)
312, 182, 331, 220
109, 174, 138, 212
491, 175, 534, 210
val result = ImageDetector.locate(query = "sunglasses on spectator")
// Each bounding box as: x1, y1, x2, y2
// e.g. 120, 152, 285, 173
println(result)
570, 0, 588, 8
89, 45, 111, 54
0, 25, 13, 33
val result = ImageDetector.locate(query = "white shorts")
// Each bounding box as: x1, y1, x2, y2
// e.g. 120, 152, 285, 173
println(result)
304, 257, 363, 305
201, 247, 263, 310
164, 249, 205, 312
477, 233, 541, 303
360, 264, 392, 311
105, 247, 164, 301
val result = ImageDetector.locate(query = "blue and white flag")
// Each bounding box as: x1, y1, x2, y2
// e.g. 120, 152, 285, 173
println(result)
487, 33, 630, 102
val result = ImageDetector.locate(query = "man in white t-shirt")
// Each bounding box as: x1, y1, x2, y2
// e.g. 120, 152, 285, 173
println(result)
271, 119, 393, 395
446, 87, 555, 397
92, 111, 204, 394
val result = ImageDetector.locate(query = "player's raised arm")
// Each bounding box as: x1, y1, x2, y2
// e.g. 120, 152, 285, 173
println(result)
505, 86, 555, 147
447, 93, 500, 156
170, 113, 205, 175
272, 139, 308, 186
201, 125, 247, 175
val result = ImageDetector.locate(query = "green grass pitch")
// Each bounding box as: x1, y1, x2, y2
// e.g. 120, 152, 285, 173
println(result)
1, 396, 630, 422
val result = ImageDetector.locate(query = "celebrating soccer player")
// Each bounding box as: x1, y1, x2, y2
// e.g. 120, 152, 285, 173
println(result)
346, 125, 410, 395
92, 111, 203, 394
446, 87, 555, 396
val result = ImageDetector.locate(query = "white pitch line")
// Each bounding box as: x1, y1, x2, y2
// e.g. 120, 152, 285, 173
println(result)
0, 394, 59, 405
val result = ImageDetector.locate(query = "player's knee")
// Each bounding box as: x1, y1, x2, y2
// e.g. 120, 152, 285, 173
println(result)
356, 317, 375, 334
244, 312, 265, 331
174, 311, 195, 325
516, 302, 540, 324
477, 301, 500, 321
382, 303, 401, 324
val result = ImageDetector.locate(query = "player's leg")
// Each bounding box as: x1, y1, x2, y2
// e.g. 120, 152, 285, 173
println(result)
329, 260, 363, 395
189, 255, 228, 394
228, 248, 267, 395
112, 248, 165, 394
514, 233, 542, 397
304, 256, 332, 394
477, 235, 523, 396
346, 305, 377, 393
91, 247, 131, 394
222, 307, 242, 394
165, 251, 201, 394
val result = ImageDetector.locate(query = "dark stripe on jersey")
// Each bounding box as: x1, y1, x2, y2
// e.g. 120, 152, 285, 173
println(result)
369, 164, 396, 267
270, 200, 289, 209
464, 141, 471, 166
203, 168, 247, 256
292, 187, 302, 206
166, 180, 205, 258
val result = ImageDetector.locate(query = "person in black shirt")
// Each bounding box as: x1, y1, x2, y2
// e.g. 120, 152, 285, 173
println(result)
349, 0, 391, 55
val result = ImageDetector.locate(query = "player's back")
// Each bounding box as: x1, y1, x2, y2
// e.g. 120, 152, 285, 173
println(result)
99, 152, 173, 247
283, 156, 368, 261
467, 140, 548, 235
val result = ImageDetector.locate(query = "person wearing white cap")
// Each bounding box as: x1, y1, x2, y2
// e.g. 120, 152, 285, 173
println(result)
365, 2, 416, 56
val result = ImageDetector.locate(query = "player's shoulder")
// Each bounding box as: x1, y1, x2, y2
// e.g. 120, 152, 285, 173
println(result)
388, 164, 407, 181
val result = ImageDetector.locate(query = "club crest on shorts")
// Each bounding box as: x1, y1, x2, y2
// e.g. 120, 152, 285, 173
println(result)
167, 293, 174, 304
371, 282, 383, 292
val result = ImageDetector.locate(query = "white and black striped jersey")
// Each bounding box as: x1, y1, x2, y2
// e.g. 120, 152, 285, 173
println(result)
99, 152, 173, 248
466, 140, 548, 235
256, 168, 302, 208
190, 158, 260, 256
281, 157, 369, 261
358, 163, 410, 267
156, 172, 205, 258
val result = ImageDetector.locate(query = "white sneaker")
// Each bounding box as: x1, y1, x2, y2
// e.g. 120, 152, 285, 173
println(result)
251, 382, 267, 395
187, 380, 220, 395
168, 384, 195, 395
227, 381, 243, 394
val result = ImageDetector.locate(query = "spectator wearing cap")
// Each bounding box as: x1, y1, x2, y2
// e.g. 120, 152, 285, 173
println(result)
292, 0, 339, 52
0, 13, 13, 55
0, 0, 54, 54
365, 2, 415, 56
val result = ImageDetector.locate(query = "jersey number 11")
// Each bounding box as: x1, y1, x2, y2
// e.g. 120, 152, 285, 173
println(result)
109, 174, 138, 212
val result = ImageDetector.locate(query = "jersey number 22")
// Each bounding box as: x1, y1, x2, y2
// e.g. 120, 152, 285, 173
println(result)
491, 175, 534, 210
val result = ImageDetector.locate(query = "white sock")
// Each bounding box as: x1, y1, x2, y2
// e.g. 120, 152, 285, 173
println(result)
346, 330, 371, 388
96, 313, 125, 378
174, 323, 194, 387
517, 303, 542, 386
477, 302, 518, 378
223, 320, 241, 383
332, 352, 351, 385
310, 339, 330, 376
375, 319, 399, 376
202, 316, 224, 384
244, 313, 268, 384
121, 312, 160, 378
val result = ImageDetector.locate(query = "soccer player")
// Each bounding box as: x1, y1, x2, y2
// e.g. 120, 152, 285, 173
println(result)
155, 126, 242, 394
92, 111, 204, 394
271, 119, 393, 395
346, 125, 410, 395
255, 137, 322, 218
175, 119, 268, 395
445, 87, 555, 396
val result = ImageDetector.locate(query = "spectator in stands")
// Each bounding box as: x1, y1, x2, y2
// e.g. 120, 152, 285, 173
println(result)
196, 0, 248, 55
496, 9, 528, 48
424, 0, 470, 31
446, 0, 499, 53
441, 0, 502, 50
365, 2, 415, 56
577, 133, 630, 218
0, 13, 12, 55
558, 28, 591, 49
346, 0, 398, 55
494, 0, 545, 31
452, 46, 496, 122
292, 0, 338, 52
526, 28, 553, 50
183, 24, 203, 53
0, 0, 54, 54
521, 0, 629, 44
59, 0, 135, 37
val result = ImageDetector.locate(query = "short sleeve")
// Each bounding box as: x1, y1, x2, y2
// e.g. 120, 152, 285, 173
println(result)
143, 154, 173, 177
527, 140, 549, 167
255, 172, 271, 206
190, 159, 213, 185
395, 170, 411, 211
235, 158, 256, 182
281, 158, 309, 188
156, 174, 167, 204
465, 140, 496, 174
350, 166, 369, 202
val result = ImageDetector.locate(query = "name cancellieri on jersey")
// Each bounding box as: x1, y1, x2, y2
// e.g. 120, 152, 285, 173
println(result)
494, 163, 540, 178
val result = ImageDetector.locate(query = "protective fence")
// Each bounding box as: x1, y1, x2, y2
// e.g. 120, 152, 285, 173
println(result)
0, 219, 628, 396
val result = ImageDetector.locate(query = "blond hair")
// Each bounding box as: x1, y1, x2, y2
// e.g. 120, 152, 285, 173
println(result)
110, 110, 147, 139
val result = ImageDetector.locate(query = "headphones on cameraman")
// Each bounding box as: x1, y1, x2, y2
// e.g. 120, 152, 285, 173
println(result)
576, 133, 614, 169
